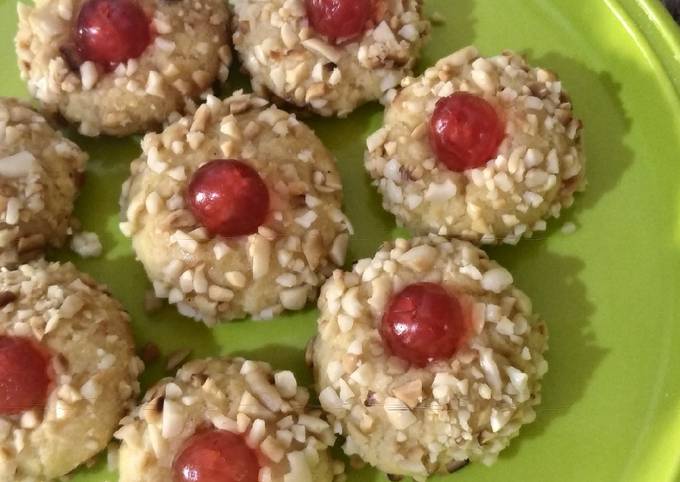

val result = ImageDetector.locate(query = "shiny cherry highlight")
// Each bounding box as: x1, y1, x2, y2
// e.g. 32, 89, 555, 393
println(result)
305, 0, 373, 43
186, 159, 270, 237
429, 92, 505, 172
75, 0, 151, 68
380, 282, 469, 367
172, 430, 260, 482
0, 336, 52, 415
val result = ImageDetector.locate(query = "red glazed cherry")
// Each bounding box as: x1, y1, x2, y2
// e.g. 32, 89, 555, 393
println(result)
0, 336, 52, 415
186, 159, 270, 237
306, 0, 373, 43
75, 0, 151, 68
380, 282, 469, 367
429, 92, 505, 172
173, 430, 260, 482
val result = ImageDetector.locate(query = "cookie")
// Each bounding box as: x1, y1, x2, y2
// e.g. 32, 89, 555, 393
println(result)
0, 261, 142, 481
230, 0, 429, 117
120, 92, 351, 325
0, 98, 87, 267
364, 46, 585, 244
16, 0, 232, 136
310, 235, 548, 480
116, 357, 343, 482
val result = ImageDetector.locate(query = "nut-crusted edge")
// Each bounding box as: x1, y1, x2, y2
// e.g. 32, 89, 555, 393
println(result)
15, 0, 232, 136
364, 46, 586, 244
311, 234, 548, 480
0, 261, 143, 481
120, 91, 352, 325
0, 98, 87, 267
116, 357, 345, 482
230, 0, 429, 117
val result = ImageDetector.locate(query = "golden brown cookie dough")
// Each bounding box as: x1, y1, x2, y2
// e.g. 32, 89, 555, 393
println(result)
117, 357, 343, 482
311, 235, 548, 480
230, 0, 429, 117
16, 0, 232, 136
0, 261, 143, 482
0, 98, 87, 267
365, 46, 586, 244
120, 92, 352, 325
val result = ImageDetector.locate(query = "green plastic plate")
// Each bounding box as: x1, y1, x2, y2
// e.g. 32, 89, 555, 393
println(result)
2, 0, 680, 480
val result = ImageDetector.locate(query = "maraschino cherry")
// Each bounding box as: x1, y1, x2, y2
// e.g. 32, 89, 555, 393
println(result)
75, 0, 151, 68
306, 0, 373, 43
380, 282, 469, 367
429, 92, 505, 172
173, 430, 260, 482
186, 159, 270, 237
0, 336, 52, 415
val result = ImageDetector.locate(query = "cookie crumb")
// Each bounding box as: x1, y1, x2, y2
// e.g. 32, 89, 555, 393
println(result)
430, 12, 446, 25
71, 231, 103, 258
560, 222, 577, 235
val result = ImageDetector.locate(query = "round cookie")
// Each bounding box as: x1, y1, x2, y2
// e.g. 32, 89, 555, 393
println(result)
0, 98, 87, 267
16, 0, 232, 136
364, 46, 586, 244
310, 235, 548, 480
116, 357, 343, 482
0, 261, 143, 482
120, 92, 352, 325
229, 0, 429, 117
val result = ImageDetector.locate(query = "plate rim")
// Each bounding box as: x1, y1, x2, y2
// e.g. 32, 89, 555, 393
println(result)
603, 2, 680, 481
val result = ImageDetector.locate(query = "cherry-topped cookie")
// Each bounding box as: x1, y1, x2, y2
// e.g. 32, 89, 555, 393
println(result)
120, 92, 351, 324
229, 0, 430, 117
16, 0, 231, 136
0, 261, 142, 481
310, 235, 548, 480
365, 46, 586, 244
116, 357, 343, 482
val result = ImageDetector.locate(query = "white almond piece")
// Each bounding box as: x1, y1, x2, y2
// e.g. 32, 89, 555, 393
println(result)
161, 399, 185, 438
330, 233, 349, 266
297, 414, 330, 434
340, 287, 362, 318
274, 371, 298, 399
80, 379, 101, 400
295, 210, 318, 229
397, 245, 437, 272
0, 151, 36, 177
260, 436, 285, 463
326, 360, 343, 383
372, 21, 397, 43
249, 234, 271, 279
490, 408, 512, 432
424, 180, 457, 202
319, 387, 345, 415
238, 391, 272, 419
392, 379, 422, 409
280, 286, 308, 310
248, 418, 266, 445
245, 371, 284, 412
337, 313, 353, 333
80, 61, 98, 90
4, 198, 20, 225
211, 415, 238, 432
481, 267, 513, 293
283, 451, 312, 482
366, 128, 387, 152
384, 397, 417, 430
59, 294, 84, 318
302, 38, 341, 63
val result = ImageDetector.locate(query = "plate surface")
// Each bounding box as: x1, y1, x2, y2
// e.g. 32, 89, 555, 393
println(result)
1, 0, 680, 481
